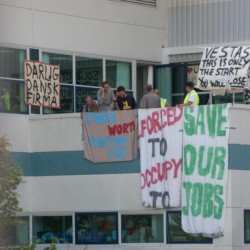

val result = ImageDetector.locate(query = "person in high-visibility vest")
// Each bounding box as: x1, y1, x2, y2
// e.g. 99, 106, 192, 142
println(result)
179, 81, 199, 106
153, 89, 168, 108
0, 88, 10, 111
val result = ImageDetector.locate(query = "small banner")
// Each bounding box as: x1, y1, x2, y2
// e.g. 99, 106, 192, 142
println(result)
83, 110, 138, 162
138, 107, 183, 208
181, 104, 230, 238
197, 46, 250, 91
24, 60, 60, 108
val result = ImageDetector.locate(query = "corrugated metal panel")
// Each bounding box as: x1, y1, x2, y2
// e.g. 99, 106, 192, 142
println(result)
169, 0, 250, 47
110, 0, 157, 7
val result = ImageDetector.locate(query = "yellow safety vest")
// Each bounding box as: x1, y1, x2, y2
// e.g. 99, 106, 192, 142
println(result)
183, 90, 199, 106
160, 98, 167, 108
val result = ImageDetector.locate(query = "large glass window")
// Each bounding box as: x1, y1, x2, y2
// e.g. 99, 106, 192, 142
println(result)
42, 53, 72, 84
0, 47, 26, 79
76, 57, 102, 86
75, 86, 99, 112
0, 79, 28, 113
32, 216, 72, 244
121, 214, 163, 243
1, 217, 29, 246
75, 212, 118, 245
106, 60, 132, 90
43, 85, 74, 114
244, 210, 250, 243
167, 211, 212, 244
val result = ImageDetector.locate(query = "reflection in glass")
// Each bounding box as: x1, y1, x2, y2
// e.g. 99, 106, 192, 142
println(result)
43, 85, 73, 114
75, 213, 118, 244
167, 211, 212, 244
76, 57, 102, 86
121, 214, 163, 243
244, 210, 250, 243
2, 217, 29, 246
0, 47, 26, 79
33, 216, 72, 244
0, 79, 28, 113
42, 53, 72, 84
106, 60, 132, 90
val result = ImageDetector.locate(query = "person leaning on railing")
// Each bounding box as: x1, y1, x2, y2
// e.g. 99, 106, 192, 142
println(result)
177, 81, 199, 106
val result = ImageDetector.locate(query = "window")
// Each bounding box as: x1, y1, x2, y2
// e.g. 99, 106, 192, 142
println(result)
0, 78, 28, 114
244, 210, 250, 243
106, 60, 132, 90
2, 216, 29, 246
42, 52, 73, 84
121, 214, 163, 243
76, 56, 103, 86
167, 211, 212, 244
32, 216, 72, 244
75, 212, 118, 244
0, 47, 26, 79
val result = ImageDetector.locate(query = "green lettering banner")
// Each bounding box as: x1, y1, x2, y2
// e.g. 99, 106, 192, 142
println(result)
181, 104, 230, 238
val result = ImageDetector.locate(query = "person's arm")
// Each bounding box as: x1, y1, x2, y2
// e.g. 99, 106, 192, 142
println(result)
108, 90, 115, 110
97, 88, 105, 105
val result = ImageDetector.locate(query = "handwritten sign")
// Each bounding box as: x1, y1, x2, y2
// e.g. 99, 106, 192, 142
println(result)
197, 46, 250, 91
138, 107, 183, 208
83, 110, 138, 162
181, 104, 230, 238
24, 60, 60, 108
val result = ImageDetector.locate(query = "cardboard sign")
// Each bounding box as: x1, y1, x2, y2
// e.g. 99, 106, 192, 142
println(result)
24, 60, 60, 108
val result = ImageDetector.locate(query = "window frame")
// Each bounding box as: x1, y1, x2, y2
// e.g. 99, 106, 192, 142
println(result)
166, 210, 213, 244
75, 212, 119, 245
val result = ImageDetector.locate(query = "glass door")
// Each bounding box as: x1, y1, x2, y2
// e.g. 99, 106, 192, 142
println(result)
153, 63, 187, 106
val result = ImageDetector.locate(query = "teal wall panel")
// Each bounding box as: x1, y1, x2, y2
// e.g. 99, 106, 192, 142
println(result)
10, 144, 250, 176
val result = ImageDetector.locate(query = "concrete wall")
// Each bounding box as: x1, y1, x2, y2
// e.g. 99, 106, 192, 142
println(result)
0, 0, 168, 62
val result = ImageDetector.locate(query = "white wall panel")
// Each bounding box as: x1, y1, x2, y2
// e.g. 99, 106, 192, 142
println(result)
0, 5, 33, 45
0, 113, 31, 152
32, 10, 164, 61
23, 174, 147, 213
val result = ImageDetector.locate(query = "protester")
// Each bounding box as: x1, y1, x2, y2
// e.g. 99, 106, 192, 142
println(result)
177, 81, 199, 106
139, 83, 161, 109
153, 89, 168, 107
97, 81, 115, 111
114, 86, 137, 110
82, 96, 99, 113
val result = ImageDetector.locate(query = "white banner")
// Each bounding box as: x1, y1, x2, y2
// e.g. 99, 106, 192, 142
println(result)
181, 104, 230, 238
197, 46, 250, 91
138, 107, 183, 208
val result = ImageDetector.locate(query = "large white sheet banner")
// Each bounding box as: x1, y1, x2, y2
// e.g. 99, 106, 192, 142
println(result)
197, 46, 250, 91
181, 104, 230, 238
138, 107, 183, 208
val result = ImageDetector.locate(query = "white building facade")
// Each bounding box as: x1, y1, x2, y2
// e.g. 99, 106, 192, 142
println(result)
1, 0, 250, 249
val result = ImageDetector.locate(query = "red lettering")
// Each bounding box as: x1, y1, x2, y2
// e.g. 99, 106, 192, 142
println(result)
140, 159, 182, 189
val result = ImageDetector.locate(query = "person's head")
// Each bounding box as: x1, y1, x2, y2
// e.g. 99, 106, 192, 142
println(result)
85, 96, 94, 106
116, 86, 126, 98
153, 89, 160, 96
102, 81, 110, 92
185, 81, 194, 93
145, 83, 153, 93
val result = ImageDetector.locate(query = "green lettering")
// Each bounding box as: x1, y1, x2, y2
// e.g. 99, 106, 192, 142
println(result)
184, 144, 196, 175
217, 104, 227, 136
184, 107, 195, 135
211, 147, 226, 180
198, 146, 213, 176
206, 104, 217, 138
195, 106, 205, 135
214, 185, 224, 219
203, 183, 214, 218
182, 182, 192, 216
191, 183, 203, 216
